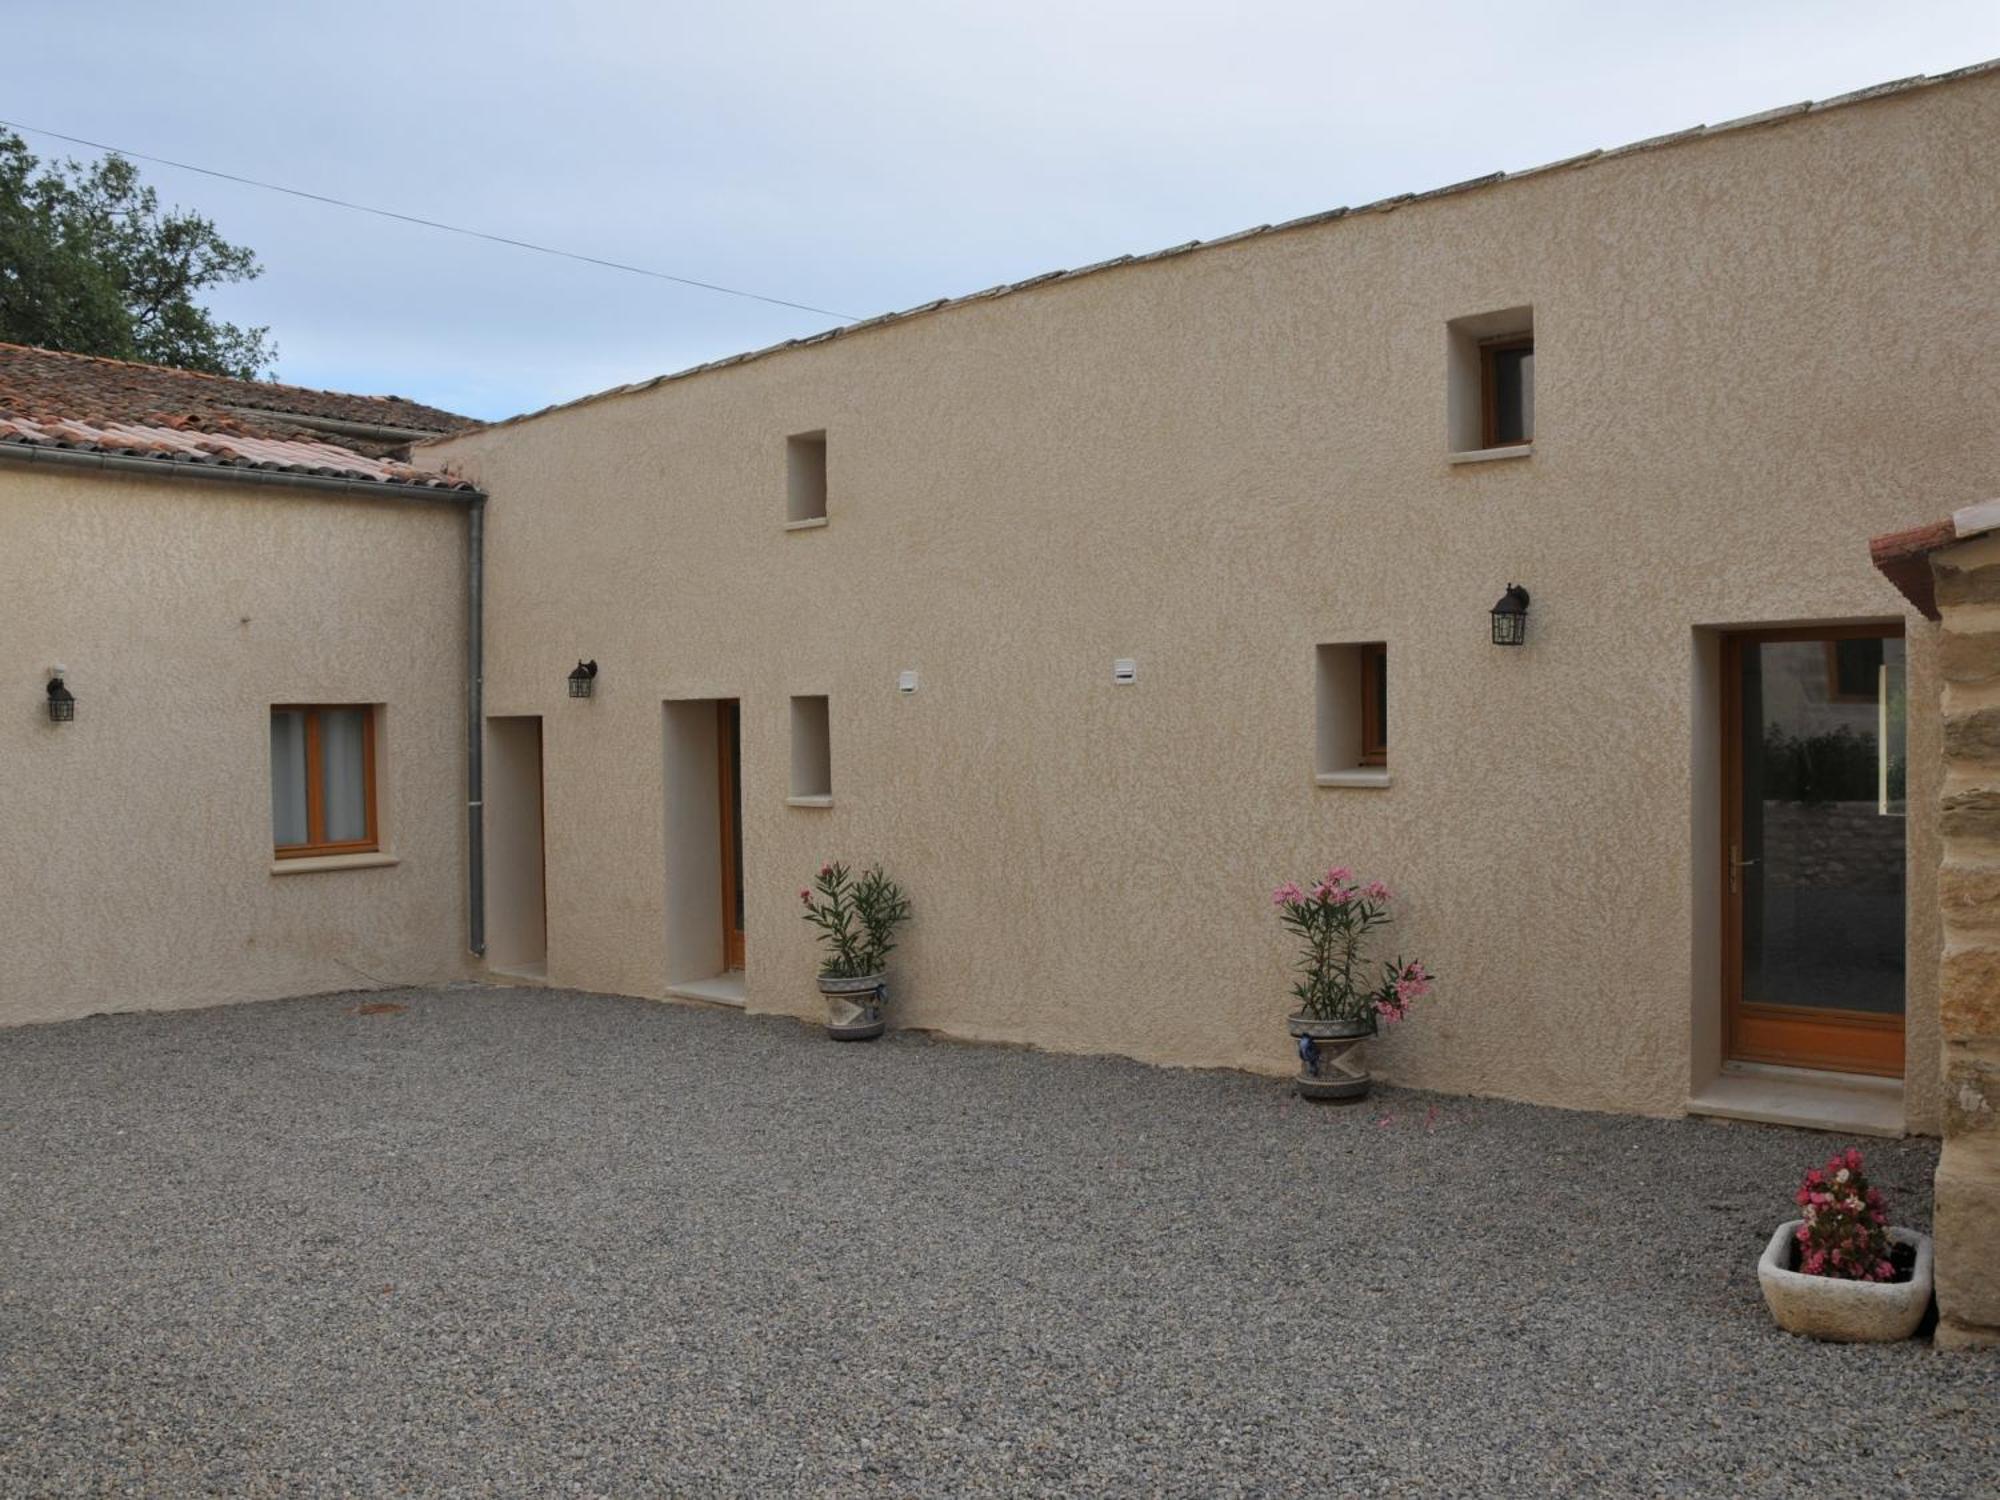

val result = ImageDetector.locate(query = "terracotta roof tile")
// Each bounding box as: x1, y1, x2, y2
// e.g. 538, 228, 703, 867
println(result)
0, 416, 477, 493
0, 343, 479, 494
1869, 501, 2000, 620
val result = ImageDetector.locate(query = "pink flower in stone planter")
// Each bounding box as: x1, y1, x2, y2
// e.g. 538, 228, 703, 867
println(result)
1792, 1150, 1897, 1283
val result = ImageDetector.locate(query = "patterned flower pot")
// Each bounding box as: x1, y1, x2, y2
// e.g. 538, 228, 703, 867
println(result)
819, 973, 887, 1041
1287, 1013, 1376, 1101
1757, 1221, 1933, 1342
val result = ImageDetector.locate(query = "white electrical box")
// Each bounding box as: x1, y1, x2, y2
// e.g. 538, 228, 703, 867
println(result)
1112, 658, 1138, 685
897, 670, 919, 694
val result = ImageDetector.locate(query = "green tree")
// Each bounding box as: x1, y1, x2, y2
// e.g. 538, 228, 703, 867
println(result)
0, 131, 274, 378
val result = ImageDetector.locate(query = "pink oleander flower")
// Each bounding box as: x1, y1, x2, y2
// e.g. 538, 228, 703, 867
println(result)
1274, 865, 1434, 1027
819, 862, 834, 878
799, 888, 812, 904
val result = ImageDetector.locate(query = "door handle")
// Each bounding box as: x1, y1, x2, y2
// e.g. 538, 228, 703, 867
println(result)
1729, 846, 1758, 894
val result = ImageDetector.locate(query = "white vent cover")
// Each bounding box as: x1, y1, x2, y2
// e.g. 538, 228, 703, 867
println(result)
897, 670, 919, 694
1112, 658, 1138, 685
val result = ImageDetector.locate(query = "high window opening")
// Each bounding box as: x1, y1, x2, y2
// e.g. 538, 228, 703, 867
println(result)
1315, 644, 1390, 784
787, 431, 828, 525
1447, 307, 1535, 455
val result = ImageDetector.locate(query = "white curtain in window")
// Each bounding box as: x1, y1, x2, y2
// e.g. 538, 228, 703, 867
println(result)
271, 710, 308, 846
321, 709, 369, 842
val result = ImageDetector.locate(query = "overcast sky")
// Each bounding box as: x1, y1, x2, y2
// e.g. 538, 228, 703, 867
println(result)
11, 2, 2000, 420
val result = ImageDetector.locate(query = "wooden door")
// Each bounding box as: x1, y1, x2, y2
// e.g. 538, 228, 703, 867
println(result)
1722, 626, 1906, 1075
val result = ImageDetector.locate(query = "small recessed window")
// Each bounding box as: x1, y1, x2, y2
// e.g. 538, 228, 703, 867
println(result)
1482, 337, 1534, 448
789, 694, 832, 801
272, 705, 379, 856
1447, 307, 1534, 456
1316, 644, 1390, 782
787, 431, 827, 524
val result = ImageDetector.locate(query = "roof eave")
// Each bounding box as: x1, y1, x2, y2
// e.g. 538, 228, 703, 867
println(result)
0, 433, 483, 503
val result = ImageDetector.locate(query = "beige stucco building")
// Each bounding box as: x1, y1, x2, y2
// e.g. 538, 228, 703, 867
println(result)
7, 62, 2000, 1176
0, 348, 478, 1026
413, 61, 2000, 1141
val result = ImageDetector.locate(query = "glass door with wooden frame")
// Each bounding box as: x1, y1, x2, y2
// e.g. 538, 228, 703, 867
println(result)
717, 701, 745, 970
1723, 627, 1906, 1076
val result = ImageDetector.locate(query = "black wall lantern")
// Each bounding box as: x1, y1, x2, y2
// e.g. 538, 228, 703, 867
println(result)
46, 673, 75, 722
1490, 584, 1531, 646
568, 659, 599, 699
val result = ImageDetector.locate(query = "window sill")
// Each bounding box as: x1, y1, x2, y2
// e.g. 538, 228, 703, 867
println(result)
271, 851, 399, 876
786, 794, 834, 808
1315, 769, 1392, 790
784, 516, 829, 532
1448, 444, 1532, 465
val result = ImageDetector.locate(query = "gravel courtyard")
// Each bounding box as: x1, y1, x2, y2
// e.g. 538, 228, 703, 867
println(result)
2, 986, 1993, 1497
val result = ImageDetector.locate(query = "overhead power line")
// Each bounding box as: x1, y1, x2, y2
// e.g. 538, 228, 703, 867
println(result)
0, 118, 861, 323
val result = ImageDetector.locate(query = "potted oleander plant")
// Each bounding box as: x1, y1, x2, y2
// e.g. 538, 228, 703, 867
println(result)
1271, 867, 1433, 1100
800, 861, 911, 1041
1757, 1147, 1933, 1342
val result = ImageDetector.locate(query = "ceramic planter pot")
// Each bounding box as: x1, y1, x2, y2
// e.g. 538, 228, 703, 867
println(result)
819, 972, 887, 1041
1287, 1013, 1376, 1101
1757, 1221, 1933, 1342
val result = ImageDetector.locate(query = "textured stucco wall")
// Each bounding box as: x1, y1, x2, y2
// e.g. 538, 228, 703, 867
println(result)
0, 466, 470, 1025
421, 76, 2000, 1123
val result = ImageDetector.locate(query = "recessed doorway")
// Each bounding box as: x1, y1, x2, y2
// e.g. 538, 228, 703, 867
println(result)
662, 697, 745, 998
484, 715, 547, 978
718, 700, 745, 971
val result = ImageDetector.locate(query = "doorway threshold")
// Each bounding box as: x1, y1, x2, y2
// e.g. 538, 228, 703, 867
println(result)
1688, 1063, 1903, 1138
664, 973, 746, 1009
484, 962, 547, 985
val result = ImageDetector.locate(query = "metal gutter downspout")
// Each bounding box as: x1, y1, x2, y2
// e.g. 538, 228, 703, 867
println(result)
466, 495, 487, 958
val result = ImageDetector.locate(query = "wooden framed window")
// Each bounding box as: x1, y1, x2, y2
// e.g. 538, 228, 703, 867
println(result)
271, 705, 378, 857
1481, 335, 1534, 448
1358, 644, 1388, 766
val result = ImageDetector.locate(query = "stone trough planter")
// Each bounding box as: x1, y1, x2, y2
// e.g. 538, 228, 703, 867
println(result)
1757, 1221, 1933, 1342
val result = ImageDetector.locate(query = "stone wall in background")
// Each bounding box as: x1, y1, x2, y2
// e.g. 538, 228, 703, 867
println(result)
1931, 535, 2000, 1350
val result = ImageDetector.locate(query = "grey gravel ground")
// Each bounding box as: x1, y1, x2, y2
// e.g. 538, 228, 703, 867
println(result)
1, 986, 1994, 1498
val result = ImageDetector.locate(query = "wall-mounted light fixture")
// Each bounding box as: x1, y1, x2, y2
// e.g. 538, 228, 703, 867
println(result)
45, 669, 75, 723
1490, 585, 1531, 647
568, 659, 599, 699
